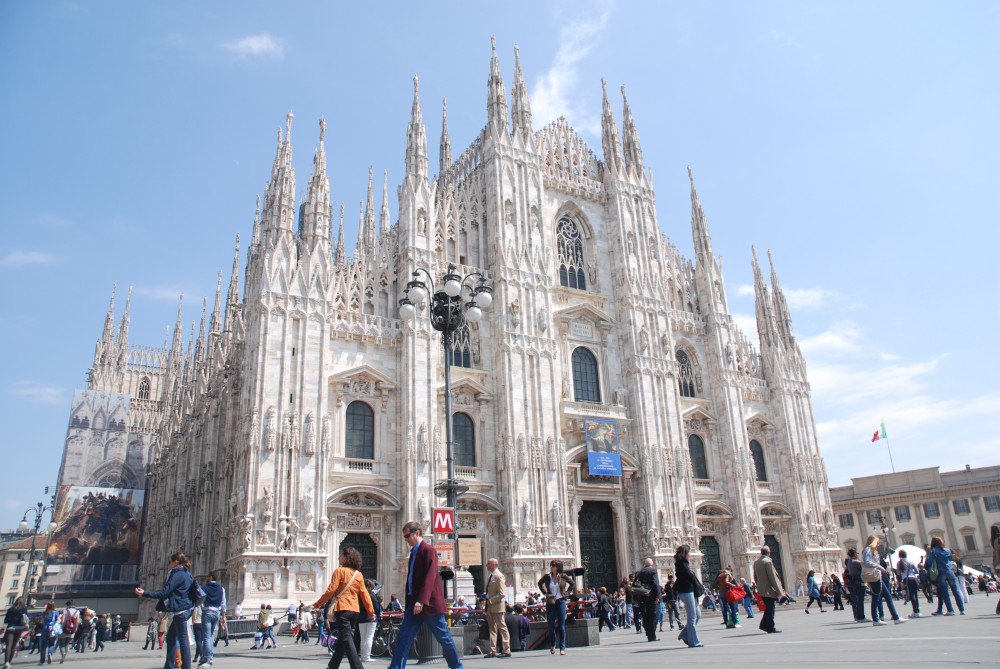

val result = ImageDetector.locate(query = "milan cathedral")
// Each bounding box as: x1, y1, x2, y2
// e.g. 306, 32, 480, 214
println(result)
79, 38, 841, 609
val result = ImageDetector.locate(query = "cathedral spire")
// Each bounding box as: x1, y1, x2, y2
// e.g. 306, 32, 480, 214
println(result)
355, 201, 365, 259
600, 78, 622, 175
210, 271, 223, 335
621, 85, 644, 173
301, 118, 331, 246
440, 98, 452, 174
380, 170, 390, 235
688, 166, 714, 261
251, 195, 261, 247
335, 204, 346, 266
170, 295, 184, 357
262, 112, 297, 243
487, 35, 509, 135
405, 76, 428, 179
225, 235, 240, 332
362, 165, 376, 252
752, 247, 781, 351
195, 297, 207, 363
510, 44, 533, 139
768, 250, 795, 346
101, 284, 117, 346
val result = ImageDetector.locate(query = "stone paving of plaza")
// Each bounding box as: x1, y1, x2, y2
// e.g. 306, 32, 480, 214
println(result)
12, 596, 998, 668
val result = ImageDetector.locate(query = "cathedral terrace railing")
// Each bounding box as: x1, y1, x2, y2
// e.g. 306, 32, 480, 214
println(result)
455, 466, 476, 480
694, 478, 712, 490
346, 459, 374, 473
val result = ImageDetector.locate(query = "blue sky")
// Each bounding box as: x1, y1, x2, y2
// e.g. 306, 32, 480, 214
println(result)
1, 1, 997, 530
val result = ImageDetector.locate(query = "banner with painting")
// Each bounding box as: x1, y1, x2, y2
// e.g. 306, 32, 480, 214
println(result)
584, 418, 622, 476
47, 486, 144, 565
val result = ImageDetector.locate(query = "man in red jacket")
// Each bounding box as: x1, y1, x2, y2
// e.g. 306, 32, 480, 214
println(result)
388, 521, 463, 669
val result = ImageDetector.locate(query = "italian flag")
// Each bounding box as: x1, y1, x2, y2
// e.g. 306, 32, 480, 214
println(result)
871, 421, 887, 443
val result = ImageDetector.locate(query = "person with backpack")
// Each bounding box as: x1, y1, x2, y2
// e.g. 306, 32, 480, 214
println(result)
927, 536, 965, 616
38, 602, 60, 665
57, 601, 80, 661
896, 549, 922, 618
135, 551, 196, 669
199, 572, 226, 668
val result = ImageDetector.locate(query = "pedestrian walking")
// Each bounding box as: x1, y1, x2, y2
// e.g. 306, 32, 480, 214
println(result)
357, 581, 381, 661
387, 521, 463, 669
3, 596, 29, 669
597, 588, 616, 632
537, 559, 575, 656
861, 535, 907, 625
135, 551, 196, 669
843, 548, 866, 621
829, 574, 845, 611
738, 578, 756, 619
38, 602, 59, 665
313, 545, 375, 669
484, 558, 511, 657
93, 614, 106, 652
927, 536, 965, 616
262, 606, 276, 649
199, 571, 226, 667
673, 545, 703, 647
753, 545, 785, 634
663, 576, 681, 629
804, 571, 825, 613
634, 558, 661, 642
143, 618, 157, 650
896, 549, 922, 618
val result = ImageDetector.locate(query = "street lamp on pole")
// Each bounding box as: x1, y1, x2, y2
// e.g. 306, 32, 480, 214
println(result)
399, 263, 492, 536
18, 501, 57, 606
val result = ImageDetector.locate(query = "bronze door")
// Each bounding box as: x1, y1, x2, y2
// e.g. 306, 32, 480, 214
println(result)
578, 501, 618, 591
340, 533, 379, 584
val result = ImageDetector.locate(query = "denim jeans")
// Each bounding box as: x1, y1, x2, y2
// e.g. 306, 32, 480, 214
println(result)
936, 571, 965, 613
388, 606, 462, 669
677, 591, 701, 646
201, 609, 220, 662
164, 610, 191, 669
546, 600, 567, 650
742, 595, 755, 618
869, 577, 900, 621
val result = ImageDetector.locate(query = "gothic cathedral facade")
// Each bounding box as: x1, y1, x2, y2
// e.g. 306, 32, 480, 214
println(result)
85, 40, 841, 606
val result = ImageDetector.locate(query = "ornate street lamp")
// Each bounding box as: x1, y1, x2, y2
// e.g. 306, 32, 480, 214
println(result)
18, 501, 57, 605
399, 263, 492, 533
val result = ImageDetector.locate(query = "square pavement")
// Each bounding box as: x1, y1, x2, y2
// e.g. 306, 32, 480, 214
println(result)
15, 595, 998, 667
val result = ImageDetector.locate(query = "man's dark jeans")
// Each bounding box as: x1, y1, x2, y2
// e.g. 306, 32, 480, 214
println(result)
758, 596, 777, 632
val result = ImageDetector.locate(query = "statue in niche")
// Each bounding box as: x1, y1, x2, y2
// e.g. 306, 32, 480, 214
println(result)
318, 516, 329, 544
551, 501, 563, 529
639, 325, 650, 352
321, 414, 331, 454
418, 423, 428, 463
417, 212, 427, 236
509, 299, 521, 329
277, 517, 289, 552
249, 407, 260, 448
417, 495, 430, 531
537, 308, 548, 333
303, 412, 316, 456
613, 386, 627, 405
522, 499, 534, 536
561, 377, 569, 399
240, 515, 253, 549
638, 506, 647, 529
262, 485, 274, 524
264, 407, 276, 452
407, 425, 415, 458
303, 486, 315, 527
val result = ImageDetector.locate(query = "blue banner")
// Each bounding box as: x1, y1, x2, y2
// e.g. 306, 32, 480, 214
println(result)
584, 418, 622, 476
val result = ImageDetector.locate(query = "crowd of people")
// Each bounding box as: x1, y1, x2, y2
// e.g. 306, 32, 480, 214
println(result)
0, 598, 130, 667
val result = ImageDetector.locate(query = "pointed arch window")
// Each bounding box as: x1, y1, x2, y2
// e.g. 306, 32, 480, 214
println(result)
676, 349, 696, 397
450, 324, 472, 368
137, 376, 151, 401
688, 434, 709, 479
453, 412, 475, 468
572, 347, 601, 403
749, 439, 767, 482
345, 401, 374, 460
557, 216, 587, 290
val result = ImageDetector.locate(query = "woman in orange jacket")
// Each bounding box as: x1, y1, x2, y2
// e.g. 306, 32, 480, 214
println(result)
313, 546, 375, 669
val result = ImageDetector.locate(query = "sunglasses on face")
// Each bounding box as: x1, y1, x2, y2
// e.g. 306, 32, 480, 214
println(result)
403, 533, 411, 539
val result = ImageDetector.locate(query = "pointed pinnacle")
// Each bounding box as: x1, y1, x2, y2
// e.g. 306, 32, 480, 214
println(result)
319, 117, 326, 142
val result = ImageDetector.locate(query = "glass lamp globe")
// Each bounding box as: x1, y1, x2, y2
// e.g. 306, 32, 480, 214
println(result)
444, 279, 462, 297
465, 305, 482, 323
408, 285, 427, 305
47, 522, 57, 533
474, 290, 492, 309
18, 520, 28, 533
399, 302, 416, 320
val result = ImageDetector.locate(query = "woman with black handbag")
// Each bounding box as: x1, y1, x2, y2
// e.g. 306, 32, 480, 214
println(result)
673, 545, 704, 648
3, 596, 29, 668
536, 560, 575, 655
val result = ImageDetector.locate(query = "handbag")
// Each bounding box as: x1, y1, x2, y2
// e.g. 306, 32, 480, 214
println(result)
693, 576, 705, 598
724, 586, 746, 604
861, 564, 882, 583
631, 585, 650, 597
927, 559, 939, 582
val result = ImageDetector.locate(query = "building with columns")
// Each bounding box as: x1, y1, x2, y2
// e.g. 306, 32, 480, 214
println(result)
831, 466, 1000, 570
74, 38, 841, 611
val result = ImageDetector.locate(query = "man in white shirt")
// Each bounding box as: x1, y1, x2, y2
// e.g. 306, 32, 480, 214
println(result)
286, 601, 298, 624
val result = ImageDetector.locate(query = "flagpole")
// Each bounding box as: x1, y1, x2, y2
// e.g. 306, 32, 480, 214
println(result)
882, 418, 896, 473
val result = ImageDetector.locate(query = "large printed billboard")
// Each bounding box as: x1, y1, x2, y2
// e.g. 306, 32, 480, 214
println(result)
47, 486, 144, 565
584, 418, 622, 476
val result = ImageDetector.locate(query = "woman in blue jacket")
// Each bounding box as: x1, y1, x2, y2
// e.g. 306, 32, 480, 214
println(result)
804, 571, 825, 613
136, 552, 195, 669
927, 537, 965, 616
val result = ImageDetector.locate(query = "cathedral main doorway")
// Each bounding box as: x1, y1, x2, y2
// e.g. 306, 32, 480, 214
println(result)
699, 536, 722, 581
764, 535, 784, 584
340, 533, 378, 584
578, 501, 618, 591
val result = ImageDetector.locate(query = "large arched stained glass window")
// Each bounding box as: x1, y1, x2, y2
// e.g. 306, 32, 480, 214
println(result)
688, 434, 709, 479
572, 347, 601, 403
676, 349, 696, 398
453, 412, 475, 468
749, 439, 767, 482
138, 376, 151, 400
557, 216, 587, 290
345, 401, 374, 460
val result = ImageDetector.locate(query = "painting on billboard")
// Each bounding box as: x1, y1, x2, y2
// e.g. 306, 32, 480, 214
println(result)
584, 418, 622, 476
47, 486, 144, 565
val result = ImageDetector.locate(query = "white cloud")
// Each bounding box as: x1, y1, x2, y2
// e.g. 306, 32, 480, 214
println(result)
2, 500, 24, 510
220, 33, 284, 59
530, 9, 611, 135
798, 321, 866, 357
133, 286, 190, 302
736, 284, 754, 298
10, 381, 65, 405
783, 287, 836, 311
0, 251, 60, 267
731, 313, 758, 341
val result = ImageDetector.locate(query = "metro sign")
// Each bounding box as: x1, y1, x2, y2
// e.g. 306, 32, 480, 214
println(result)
433, 508, 455, 534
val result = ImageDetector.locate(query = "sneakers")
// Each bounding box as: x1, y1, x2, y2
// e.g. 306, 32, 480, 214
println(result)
873, 620, 887, 626
909, 613, 923, 618
944, 612, 956, 616
893, 618, 907, 625
931, 611, 944, 616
